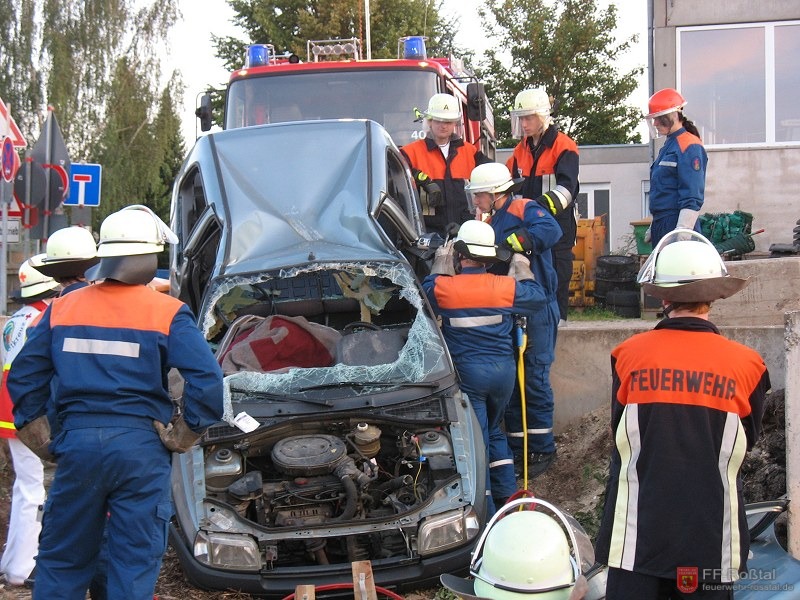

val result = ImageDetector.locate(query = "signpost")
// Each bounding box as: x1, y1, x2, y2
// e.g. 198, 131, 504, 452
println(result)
0, 97, 26, 315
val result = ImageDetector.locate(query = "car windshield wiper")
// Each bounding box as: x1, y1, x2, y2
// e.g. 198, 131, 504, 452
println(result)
231, 389, 333, 407
298, 381, 439, 392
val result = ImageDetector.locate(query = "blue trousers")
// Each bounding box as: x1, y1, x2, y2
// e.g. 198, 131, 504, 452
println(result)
651, 211, 702, 247
457, 357, 518, 517
505, 301, 559, 455
33, 426, 172, 600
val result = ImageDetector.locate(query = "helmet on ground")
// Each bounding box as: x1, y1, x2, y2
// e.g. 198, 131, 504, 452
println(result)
645, 88, 687, 119
88, 205, 178, 285
455, 220, 497, 259
441, 498, 584, 600
35, 226, 100, 278
423, 93, 461, 122
465, 163, 521, 195
16, 254, 60, 300
637, 229, 748, 302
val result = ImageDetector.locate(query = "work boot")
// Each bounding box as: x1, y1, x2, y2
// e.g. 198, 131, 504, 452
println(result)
514, 450, 557, 479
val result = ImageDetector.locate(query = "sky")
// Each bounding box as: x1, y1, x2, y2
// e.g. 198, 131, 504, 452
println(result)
166, 0, 649, 147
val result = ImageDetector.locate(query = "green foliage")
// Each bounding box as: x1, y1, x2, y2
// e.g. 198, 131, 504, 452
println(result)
479, 0, 643, 146
568, 306, 623, 321
0, 0, 182, 228
216, 0, 461, 72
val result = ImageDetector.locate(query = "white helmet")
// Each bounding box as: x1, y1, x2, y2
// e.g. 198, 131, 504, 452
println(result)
465, 163, 519, 195
638, 229, 748, 303
36, 226, 100, 278
96, 205, 178, 258
511, 88, 553, 138
455, 220, 497, 258
423, 93, 461, 122
441, 498, 586, 600
17, 254, 60, 299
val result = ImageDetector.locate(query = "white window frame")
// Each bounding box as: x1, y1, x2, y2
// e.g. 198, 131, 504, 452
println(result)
677, 20, 800, 149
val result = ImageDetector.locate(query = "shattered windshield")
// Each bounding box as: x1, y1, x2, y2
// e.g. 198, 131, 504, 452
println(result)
200, 261, 449, 423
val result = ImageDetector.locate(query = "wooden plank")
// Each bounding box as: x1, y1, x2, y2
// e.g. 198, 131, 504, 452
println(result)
295, 584, 315, 600
352, 560, 378, 600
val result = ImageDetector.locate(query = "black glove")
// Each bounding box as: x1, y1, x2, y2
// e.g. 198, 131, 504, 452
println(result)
505, 228, 534, 253
444, 222, 461, 239
536, 191, 566, 217
415, 172, 443, 207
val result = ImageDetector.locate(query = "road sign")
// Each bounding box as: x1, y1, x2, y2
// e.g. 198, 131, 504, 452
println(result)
3, 217, 21, 243
0, 97, 27, 147
66, 163, 102, 207
2, 136, 20, 182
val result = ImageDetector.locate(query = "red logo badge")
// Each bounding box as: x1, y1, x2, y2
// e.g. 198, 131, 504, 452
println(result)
677, 566, 699, 593
692, 157, 701, 171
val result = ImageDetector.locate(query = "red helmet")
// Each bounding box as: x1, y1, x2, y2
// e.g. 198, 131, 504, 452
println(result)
645, 88, 687, 119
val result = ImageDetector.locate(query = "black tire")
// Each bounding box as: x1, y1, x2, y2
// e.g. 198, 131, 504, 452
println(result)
606, 289, 641, 318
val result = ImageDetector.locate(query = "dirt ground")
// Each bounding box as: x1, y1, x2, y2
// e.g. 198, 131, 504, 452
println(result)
0, 389, 785, 599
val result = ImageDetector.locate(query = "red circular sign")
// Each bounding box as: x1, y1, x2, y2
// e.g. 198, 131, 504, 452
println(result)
2, 136, 19, 182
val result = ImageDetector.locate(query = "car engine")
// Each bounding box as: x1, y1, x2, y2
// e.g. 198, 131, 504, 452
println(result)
201, 421, 458, 565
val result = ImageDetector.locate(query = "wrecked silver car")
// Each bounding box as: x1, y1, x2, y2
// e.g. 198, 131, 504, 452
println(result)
167, 120, 486, 595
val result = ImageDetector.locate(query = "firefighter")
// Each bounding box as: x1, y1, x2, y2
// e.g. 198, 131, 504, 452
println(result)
440, 498, 590, 600
0, 255, 60, 587
34, 225, 99, 296
595, 230, 770, 599
31, 225, 105, 598
401, 92, 491, 237
8, 205, 224, 600
466, 162, 562, 479
506, 87, 579, 325
422, 220, 548, 515
643, 88, 707, 246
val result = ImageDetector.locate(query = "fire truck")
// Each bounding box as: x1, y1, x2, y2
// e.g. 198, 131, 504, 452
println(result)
196, 36, 496, 158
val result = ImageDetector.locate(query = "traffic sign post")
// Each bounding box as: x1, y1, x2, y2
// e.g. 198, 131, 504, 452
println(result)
66, 163, 102, 207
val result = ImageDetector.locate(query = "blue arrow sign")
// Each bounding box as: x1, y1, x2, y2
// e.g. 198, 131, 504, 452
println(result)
66, 163, 102, 206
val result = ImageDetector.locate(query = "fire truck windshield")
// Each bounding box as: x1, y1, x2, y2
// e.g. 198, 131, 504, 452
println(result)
226, 69, 440, 146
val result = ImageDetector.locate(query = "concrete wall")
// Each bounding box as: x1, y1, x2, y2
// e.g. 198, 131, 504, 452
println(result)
552, 255, 800, 432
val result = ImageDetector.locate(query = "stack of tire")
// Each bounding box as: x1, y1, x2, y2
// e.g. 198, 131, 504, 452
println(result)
594, 255, 640, 318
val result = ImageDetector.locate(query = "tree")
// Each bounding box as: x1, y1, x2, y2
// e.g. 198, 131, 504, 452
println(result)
479, 0, 643, 146
215, 0, 460, 74
0, 0, 181, 228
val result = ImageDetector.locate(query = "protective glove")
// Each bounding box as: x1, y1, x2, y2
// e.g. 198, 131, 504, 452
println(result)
16, 415, 54, 462
431, 240, 456, 276
675, 208, 701, 241
415, 172, 443, 207
505, 228, 534, 253
444, 222, 461, 239
644, 224, 652, 244
508, 253, 534, 281
153, 416, 202, 453
535, 190, 568, 217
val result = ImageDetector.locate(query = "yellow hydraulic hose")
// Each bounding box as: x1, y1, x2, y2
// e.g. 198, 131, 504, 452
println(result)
515, 317, 529, 492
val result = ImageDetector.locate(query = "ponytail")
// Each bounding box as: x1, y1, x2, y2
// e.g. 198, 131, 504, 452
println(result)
680, 114, 701, 138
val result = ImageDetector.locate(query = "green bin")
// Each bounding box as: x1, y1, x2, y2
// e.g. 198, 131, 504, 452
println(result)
631, 220, 652, 255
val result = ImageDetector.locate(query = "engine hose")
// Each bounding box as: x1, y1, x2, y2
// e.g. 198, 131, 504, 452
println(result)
281, 582, 404, 600
334, 475, 358, 521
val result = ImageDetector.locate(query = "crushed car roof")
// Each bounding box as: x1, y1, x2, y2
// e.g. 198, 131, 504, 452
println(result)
188, 119, 407, 276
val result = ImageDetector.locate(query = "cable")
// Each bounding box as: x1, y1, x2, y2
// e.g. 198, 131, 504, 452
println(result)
281, 582, 405, 600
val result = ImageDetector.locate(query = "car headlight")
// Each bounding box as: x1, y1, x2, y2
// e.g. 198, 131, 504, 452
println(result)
417, 507, 481, 556
194, 531, 261, 570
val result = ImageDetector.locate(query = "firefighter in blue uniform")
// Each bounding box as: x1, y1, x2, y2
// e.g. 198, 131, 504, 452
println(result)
9, 205, 224, 600
423, 220, 548, 514
466, 162, 562, 478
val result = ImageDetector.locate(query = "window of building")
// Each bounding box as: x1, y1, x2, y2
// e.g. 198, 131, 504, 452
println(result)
677, 21, 800, 147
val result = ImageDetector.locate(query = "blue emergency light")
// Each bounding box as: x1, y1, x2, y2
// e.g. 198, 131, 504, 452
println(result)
402, 36, 427, 59
246, 44, 270, 67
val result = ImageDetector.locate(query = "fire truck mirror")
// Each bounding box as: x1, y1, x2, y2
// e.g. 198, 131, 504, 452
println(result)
466, 82, 486, 123
197, 92, 214, 132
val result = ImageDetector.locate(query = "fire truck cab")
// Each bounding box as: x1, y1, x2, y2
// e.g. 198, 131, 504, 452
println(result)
197, 36, 496, 158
